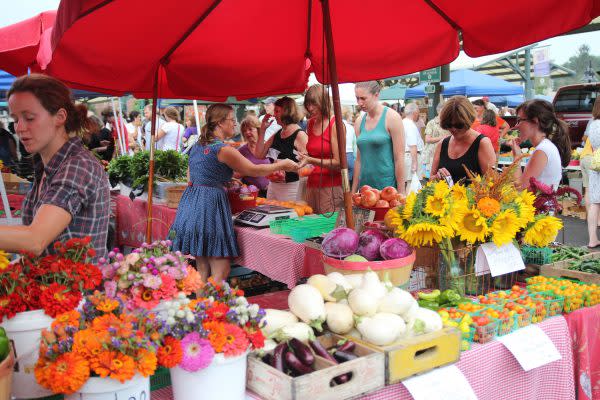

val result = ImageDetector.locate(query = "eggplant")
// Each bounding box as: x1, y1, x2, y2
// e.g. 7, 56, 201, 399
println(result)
271, 343, 287, 372
336, 339, 356, 353
289, 338, 315, 366
334, 373, 352, 385
284, 350, 313, 375
333, 350, 358, 363
309, 339, 338, 364
262, 353, 273, 366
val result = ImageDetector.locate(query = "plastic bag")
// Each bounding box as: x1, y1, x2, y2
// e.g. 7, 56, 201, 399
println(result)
408, 172, 422, 194
591, 148, 600, 171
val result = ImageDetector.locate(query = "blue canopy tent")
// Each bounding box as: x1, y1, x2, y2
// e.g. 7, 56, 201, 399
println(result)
379, 83, 407, 101
405, 69, 524, 99
488, 94, 553, 107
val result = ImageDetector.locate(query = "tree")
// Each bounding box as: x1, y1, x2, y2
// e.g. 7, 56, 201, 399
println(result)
554, 44, 600, 87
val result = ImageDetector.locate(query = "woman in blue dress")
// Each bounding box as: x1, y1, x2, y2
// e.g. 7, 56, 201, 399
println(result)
171, 104, 298, 283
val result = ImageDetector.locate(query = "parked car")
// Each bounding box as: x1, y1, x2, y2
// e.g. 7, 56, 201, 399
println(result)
553, 82, 600, 147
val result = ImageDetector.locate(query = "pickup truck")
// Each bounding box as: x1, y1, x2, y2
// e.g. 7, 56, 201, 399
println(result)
553, 82, 600, 147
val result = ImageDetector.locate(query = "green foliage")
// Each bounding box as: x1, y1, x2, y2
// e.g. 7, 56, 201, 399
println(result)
125, 150, 188, 190
107, 154, 132, 182
555, 44, 600, 87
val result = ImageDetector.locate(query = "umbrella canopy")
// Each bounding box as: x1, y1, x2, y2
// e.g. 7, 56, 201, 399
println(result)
380, 83, 408, 101
41, 0, 600, 100
0, 10, 56, 76
405, 69, 525, 99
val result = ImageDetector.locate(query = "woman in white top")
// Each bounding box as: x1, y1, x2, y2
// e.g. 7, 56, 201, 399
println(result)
585, 98, 600, 248
156, 106, 185, 151
342, 106, 356, 181
508, 99, 570, 191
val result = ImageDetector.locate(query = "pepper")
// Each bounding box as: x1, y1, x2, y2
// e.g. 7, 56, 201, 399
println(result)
417, 299, 439, 310
439, 289, 462, 306
417, 289, 440, 302
0, 336, 9, 362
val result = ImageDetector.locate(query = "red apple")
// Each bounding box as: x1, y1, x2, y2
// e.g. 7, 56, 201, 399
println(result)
389, 199, 400, 207
361, 190, 378, 207
359, 185, 373, 194
380, 186, 398, 202
371, 189, 381, 201
352, 193, 362, 206
375, 200, 390, 208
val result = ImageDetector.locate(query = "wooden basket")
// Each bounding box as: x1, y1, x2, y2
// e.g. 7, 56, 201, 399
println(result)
165, 185, 187, 209
0, 345, 14, 400
541, 253, 600, 284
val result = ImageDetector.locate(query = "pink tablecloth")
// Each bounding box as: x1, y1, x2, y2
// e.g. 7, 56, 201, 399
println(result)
115, 195, 320, 288
565, 304, 600, 400
153, 316, 574, 400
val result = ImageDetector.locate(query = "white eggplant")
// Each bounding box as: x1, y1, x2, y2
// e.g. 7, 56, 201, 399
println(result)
307, 274, 338, 301
345, 273, 365, 289
378, 287, 417, 315
360, 271, 386, 301
405, 307, 443, 337
326, 272, 353, 292
272, 322, 315, 343
324, 302, 354, 334
288, 284, 327, 331
348, 288, 378, 316
356, 313, 406, 346
261, 309, 298, 337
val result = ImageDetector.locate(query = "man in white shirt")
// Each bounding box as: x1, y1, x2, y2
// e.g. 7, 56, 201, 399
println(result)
258, 97, 281, 141
402, 103, 424, 180
143, 104, 166, 150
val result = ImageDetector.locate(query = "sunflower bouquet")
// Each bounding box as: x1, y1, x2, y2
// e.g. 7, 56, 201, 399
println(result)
98, 240, 202, 311
153, 279, 266, 373
0, 237, 102, 320
34, 291, 161, 394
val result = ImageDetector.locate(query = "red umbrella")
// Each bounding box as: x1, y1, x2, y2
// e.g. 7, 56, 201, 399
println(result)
40, 0, 600, 239
0, 10, 56, 76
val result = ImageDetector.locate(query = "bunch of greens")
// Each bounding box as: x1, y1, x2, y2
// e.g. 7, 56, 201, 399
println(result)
107, 154, 133, 186
129, 150, 188, 190
416, 289, 470, 310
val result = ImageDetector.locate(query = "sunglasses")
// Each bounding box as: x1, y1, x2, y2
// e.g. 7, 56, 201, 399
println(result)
441, 122, 467, 130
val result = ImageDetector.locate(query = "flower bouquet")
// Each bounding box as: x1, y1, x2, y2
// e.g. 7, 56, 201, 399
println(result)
154, 279, 265, 400
34, 291, 160, 396
529, 177, 582, 214
98, 240, 202, 311
0, 237, 102, 320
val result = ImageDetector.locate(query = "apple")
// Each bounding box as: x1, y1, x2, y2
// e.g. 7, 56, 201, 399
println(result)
375, 200, 389, 208
371, 189, 381, 201
380, 186, 397, 202
361, 190, 378, 207
352, 193, 362, 206
389, 199, 400, 207
359, 185, 373, 194
396, 193, 406, 203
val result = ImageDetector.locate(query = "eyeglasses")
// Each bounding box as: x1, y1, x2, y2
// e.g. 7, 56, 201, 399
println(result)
515, 117, 530, 125
441, 122, 467, 130
225, 118, 237, 124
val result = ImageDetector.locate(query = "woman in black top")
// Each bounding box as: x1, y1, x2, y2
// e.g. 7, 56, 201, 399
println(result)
431, 96, 496, 184
255, 96, 308, 201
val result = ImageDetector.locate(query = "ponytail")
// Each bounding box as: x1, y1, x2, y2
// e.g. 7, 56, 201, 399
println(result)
550, 118, 571, 167
198, 104, 233, 145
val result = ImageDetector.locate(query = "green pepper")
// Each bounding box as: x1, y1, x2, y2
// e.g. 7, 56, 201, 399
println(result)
417, 299, 439, 310
418, 289, 440, 301
0, 327, 6, 337
439, 289, 462, 305
0, 336, 9, 362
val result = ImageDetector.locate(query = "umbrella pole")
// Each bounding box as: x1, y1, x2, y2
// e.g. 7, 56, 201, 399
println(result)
146, 68, 160, 242
321, 0, 354, 229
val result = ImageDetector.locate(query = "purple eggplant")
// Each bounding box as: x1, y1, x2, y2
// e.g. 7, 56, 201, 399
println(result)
284, 350, 313, 375
334, 373, 352, 385
333, 350, 358, 363
262, 353, 273, 366
309, 339, 338, 364
336, 339, 356, 353
271, 343, 287, 372
289, 338, 315, 366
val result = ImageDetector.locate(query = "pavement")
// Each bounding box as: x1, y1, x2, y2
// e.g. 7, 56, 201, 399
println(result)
557, 215, 594, 248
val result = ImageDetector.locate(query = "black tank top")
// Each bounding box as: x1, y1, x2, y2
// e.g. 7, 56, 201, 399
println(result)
271, 128, 301, 182
439, 134, 484, 183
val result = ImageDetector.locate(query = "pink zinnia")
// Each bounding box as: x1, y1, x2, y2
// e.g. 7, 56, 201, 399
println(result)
179, 332, 214, 372
158, 274, 178, 300
222, 324, 249, 357
131, 286, 160, 310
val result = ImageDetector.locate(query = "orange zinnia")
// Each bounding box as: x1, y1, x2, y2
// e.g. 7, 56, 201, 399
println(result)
477, 197, 501, 218
96, 298, 119, 313
35, 352, 90, 394
203, 320, 226, 353
92, 313, 133, 340
51, 310, 81, 330
73, 329, 103, 360
136, 348, 158, 377
91, 350, 136, 383
157, 336, 183, 368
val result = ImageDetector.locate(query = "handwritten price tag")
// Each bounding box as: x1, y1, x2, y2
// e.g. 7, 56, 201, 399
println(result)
498, 324, 561, 371
475, 242, 525, 277
403, 365, 478, 400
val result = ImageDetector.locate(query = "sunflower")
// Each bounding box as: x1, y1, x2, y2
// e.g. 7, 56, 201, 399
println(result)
451, 184, 468, 204
401, 221, 453, 247
135, 348, 158, 377
454, 206, 489, 244
35, 352, 90, 394
402, 192, 417, 220
477, 197, 501, 218
0, 250, 10, 270
433, 180, 451, 198
523, 216, 563, 247
424, 194, 449, 217
490, 210, 520, 247
384, 208, 402, 230
91, 350, 136, 383
515, 190, 536, 227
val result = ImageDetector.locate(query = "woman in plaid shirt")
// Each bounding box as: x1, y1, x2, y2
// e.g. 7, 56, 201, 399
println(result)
0, 74, 110, 261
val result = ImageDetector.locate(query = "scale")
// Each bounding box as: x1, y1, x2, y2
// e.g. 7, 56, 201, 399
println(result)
234, 205, 297, 228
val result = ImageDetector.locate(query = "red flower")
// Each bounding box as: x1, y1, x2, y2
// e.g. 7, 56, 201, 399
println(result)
206, 302, 230, 322
157, 336, 183, 368
244, 325, 265, 349
0, 293, 27, 320
40, 283, 82, 317
87, 248, 96, 258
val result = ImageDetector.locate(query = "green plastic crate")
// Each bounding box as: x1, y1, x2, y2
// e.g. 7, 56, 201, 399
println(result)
150, 366, 172, 391
521, 245, 553, 265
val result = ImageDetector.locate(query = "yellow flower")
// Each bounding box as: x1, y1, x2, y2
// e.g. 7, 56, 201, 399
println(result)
490, 210, 520, 247
401, 221, 453, 247
477, 197, 500, 218
384, 208, 401, 229
454, 206, 489, 244
515, 190, 536, 228
523, 216, 563, 247
424, 194, 448, 217
501, 185, 518, 203
402, 192, 417, 220
0, 250, 9, 270
451, 184, 468, 204
433, 180, 451, 198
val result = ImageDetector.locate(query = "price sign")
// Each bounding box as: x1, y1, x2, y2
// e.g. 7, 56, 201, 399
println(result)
419, 67, 441, 83
475, 242, 525, 277
403, 365, 478, 400
424, 84, 437, 94
498, 325, 561, 371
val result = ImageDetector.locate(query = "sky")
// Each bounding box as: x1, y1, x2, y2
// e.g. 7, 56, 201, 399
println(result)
1, 1, 600, 68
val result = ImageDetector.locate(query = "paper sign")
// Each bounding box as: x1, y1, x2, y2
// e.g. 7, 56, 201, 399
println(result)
475, 242, 525, 277
403, 365, 478, 400
498, 324, 561, 371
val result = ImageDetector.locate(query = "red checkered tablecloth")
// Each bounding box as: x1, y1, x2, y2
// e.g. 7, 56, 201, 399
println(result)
152, 316, 574, 400
115, 195, 318, 288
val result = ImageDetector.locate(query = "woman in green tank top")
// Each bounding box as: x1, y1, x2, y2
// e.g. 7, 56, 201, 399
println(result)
351, 81, 407, 193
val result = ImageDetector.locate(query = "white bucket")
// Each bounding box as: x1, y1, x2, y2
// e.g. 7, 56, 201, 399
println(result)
1, 309, 53, 399
170, 351, 248, 400
65, 374, 150, 400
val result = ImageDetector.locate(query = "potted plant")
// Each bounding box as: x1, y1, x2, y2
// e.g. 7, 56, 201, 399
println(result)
155, 279, 266, 400
98, 240, 202, 311
34, 291, 160, 399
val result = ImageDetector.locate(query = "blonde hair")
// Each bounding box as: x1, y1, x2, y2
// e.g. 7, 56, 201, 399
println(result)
240, 115, 260, 134
355, 80, 382, 95
304, 84, 332, 118
163, 106, 180, 122
199, 104, 234, 145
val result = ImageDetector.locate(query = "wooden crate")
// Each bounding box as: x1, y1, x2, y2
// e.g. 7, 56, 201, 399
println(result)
165, 185, 186, 208
563, 205, 586, 220
541, 253, 600, 284
246, 334, 385, 400
345, 326, 461, 385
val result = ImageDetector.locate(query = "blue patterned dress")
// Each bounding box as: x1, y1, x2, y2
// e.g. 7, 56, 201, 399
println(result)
170, 141, 239, 257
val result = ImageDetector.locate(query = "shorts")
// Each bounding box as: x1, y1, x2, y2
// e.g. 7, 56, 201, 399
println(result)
581, 155, 592, 188
304, 186, 344, 214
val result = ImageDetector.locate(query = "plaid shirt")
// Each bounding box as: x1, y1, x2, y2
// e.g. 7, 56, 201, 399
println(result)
22, 137, 110, 261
